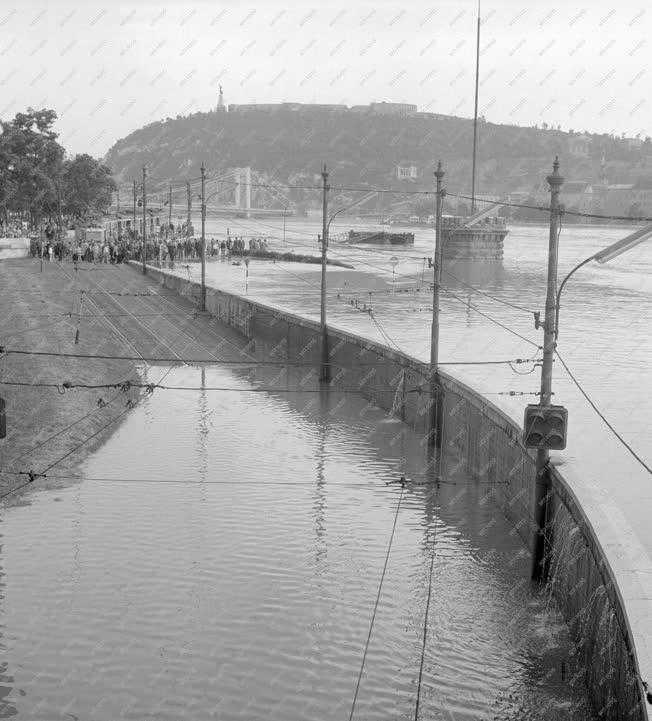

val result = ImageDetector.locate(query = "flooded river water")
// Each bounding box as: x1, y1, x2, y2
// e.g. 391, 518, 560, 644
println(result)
4, 217, 642, 719
196, 216, 652, 568
1, 362, 595, 720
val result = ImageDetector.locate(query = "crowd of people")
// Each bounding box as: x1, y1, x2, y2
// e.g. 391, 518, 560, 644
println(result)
22, 219, 273, 268
0, 220, 29, 238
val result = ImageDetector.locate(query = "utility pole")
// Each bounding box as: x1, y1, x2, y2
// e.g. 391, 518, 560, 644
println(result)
200, 164, 206, 312
168, 184, 172, 228
429, 161, 445, 451
320, 164, 330, 383
117, 188, 120, 214
532, 156, 564, 582
133, 179, 137, 239
142, 165, 147, 275
186, 181, 191, 237
470, 0, 481, 213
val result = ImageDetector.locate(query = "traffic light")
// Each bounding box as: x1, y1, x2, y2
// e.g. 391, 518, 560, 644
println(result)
523, 404, 568, 450
0, 397, 6, 439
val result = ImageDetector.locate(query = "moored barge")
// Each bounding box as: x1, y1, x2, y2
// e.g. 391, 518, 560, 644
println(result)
348, 230, 415, 245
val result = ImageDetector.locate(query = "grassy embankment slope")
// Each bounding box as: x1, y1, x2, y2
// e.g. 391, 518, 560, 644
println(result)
0, 258, 253, 501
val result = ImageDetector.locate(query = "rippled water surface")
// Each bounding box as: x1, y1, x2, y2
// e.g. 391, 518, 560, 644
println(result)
194, 217, 652, 559
0, 360, 596, 720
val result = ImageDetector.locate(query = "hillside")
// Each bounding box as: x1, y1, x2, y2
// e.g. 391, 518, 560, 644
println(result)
104, 107, 652, 212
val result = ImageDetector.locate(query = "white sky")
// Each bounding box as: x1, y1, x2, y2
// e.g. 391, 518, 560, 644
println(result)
2, 0, 650, 157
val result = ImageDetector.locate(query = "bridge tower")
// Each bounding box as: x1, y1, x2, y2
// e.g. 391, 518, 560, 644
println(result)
233, 167, 251, 218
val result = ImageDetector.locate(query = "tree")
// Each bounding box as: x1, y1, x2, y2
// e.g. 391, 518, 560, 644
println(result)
61, 154, 116, 222
0, 107, 64, 227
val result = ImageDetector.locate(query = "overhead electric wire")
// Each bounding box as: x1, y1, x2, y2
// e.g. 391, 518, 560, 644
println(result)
201, 215, 547, 322
0, 348, 537, 369
3, 316, 68, 342
555, 350, 652, 477
446, 191, 652, 223
0, 388, 125, 476
0, 379, 424, 395
441, 268, 538, 316
0, 470, 508, 489
413, 483, 441, 721
440, 288, 540, 349
199, 215, 550, 349
348, 485, 405, 721
0, 401, 137, 502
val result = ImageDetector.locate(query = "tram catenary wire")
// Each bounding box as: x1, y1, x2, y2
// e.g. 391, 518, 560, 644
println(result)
0, 348, 538, 369
139, 170, 652, 222
271, 259, 405, 352
414, 483, 442, 721
348, 485, 405, 721
0, 388, 126, 476
197, 210, 540, 326
24, 264, 544, 370
555, 350, 652, 477
0, 373, 536, 394
0, 471, 510, 489
209, 223, 542, 342
56, 259, 259, 367
446, 191, 652, 223
0, 401, 137, 502
0, 258, 257, 499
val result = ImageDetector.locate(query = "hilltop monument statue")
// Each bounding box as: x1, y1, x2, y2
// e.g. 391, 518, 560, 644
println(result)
217, 85, 225, 112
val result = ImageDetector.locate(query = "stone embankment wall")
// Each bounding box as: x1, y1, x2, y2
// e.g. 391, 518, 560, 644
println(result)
139, 263, 648, 721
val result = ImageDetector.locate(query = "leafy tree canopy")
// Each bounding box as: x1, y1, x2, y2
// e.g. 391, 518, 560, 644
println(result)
62, 154, 116, 221
0, 108, 116, 228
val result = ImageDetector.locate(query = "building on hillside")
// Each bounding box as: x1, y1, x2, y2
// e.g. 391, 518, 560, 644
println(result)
228, 104, 279, 113
561, 181, 595, 212
413, 111, 449, 120
603, 179, 652, 217
626, 137, 644, 151
227, 102, 346, 113
397, 164, 419, 180
369, 102, 417, 116
568, 134, 591, 159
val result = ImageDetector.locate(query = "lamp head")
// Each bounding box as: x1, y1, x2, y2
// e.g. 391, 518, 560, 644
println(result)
593, 222, 652, 264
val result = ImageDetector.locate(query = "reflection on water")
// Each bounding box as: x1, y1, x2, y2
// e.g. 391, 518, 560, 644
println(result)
0, 365, 596, 720
196, 217, 652, 562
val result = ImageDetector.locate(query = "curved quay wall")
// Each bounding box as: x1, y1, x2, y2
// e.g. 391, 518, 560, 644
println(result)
139, 263, 648, 720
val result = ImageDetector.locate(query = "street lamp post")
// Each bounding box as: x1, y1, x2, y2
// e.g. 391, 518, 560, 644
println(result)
142, 165, 147, 275
555, 219, 652, 341
527, 184, 652, 582
320, 165, 329, 383
200, 164, 206, 312
531, 157, 564, 582
196, 181, 226, 311
318, 179, 386, 384
429, 161, 445, 452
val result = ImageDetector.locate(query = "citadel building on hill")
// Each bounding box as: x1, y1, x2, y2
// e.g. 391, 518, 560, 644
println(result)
227, 100, 432, 118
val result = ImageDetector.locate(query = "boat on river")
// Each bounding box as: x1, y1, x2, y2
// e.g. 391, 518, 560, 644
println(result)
442, 2, 509, 261
347, 230, 415, 245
